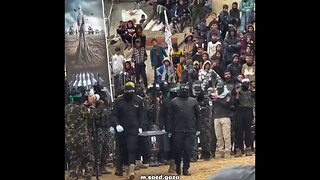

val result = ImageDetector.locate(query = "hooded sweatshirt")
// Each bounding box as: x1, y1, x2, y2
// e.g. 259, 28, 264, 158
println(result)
207, 40, 222, 59
198, 60, 213, 87
156, 59, 175, 84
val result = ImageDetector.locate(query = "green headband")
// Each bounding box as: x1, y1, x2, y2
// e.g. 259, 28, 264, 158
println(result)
69, 93, 82, 103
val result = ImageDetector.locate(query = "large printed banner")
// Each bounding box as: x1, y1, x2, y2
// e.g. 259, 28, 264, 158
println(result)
65, 0, 111, 99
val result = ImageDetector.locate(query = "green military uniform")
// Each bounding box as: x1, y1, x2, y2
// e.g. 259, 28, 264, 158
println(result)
88, 107, 112, 175
65, 103, 94, 179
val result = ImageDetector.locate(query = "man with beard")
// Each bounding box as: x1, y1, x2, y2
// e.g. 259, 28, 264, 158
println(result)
65, 90, 94, 180
223, 71, 237, 154
212, 83, 232, 158
168, 84, 201, 176
111, 82, 144, 180
241, 53, 255, 81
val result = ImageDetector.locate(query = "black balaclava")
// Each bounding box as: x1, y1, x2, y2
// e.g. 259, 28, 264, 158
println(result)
179, 84, 190, 98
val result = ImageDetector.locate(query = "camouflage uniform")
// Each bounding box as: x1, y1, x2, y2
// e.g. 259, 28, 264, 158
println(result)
88, 107, 113, 174
65, 103, 94, 179
198, 95, 213, 160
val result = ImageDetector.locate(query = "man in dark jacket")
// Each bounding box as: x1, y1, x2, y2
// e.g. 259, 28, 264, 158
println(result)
226, 54, 242, 81
234, 78, 255, 157
168, 83, 201, 176
229, 2, 240, 28
218, 4, 231, 41
172, 0, 191, 31
158, 83, 180, 173
132, 24, 146, 48
111, 82, 144, 180
181, 59, 199, 83
224, 27, 241, 68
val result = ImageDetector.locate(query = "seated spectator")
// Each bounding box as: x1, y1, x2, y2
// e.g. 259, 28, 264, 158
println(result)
156, 58, 175, 84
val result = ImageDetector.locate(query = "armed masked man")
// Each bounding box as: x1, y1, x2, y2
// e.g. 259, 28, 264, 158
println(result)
111, 82, 144, 180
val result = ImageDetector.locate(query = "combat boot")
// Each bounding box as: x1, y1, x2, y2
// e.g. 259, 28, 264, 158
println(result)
114, 165, 123, 176
167, 159, 176, 173
182, 164, 191, 176
245, 148, 253, 156
176, 163, 181, 175
92, 165, 102, 176
234, 148, 243, 157
136, 160, 149, 169
100, 166, 112, 174
224, 151, 232, 158
128, 164, 135, 180
183, 170, 191, 176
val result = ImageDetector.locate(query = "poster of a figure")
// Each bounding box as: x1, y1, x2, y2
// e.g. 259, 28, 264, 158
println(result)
65, 0, 111, 99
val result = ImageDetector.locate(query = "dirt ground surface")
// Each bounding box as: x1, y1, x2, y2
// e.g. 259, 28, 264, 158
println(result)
84, 155, 254, 180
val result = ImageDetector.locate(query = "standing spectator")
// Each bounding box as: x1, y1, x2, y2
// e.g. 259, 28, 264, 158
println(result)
239, 0, 254, 32
131, 39, 148, 88
112, 47, 125, 92
132, 24, 146, 48
150, 38, 168, 70
218, 4, 231, 41
241, 53, 255, 81
183, 33, 195, 60
230, 2, 241, 28
224, 27, 241, 68
112, 47, 125, 75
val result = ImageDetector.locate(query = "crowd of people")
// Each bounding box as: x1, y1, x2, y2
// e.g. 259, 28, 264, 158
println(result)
65, 0, 255, 179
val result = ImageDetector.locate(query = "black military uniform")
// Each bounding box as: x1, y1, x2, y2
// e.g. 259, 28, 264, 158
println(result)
197, 91, 213, 160
168, 84, 201, 176
159, 84, 180, 172
111, 82, 144, 179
